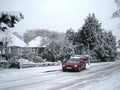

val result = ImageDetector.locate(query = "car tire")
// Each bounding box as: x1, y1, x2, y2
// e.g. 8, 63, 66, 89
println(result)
62, 69, 66, 72
78, 67, 81, 72
83, 64, 86, 70
83, 67, 86, 70
17, 63, 20, 69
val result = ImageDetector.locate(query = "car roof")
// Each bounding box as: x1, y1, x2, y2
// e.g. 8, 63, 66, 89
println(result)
71, 56, 81, 59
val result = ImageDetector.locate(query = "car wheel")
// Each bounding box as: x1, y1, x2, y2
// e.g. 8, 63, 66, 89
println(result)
78, 67, 81, 72
83, 67, 86, 70
83, 64, 86, 70
17, 63, 20, 69
62, 69, 66, 72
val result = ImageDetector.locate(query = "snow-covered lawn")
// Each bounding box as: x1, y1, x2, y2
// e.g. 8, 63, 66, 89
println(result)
0, 61, 120, 90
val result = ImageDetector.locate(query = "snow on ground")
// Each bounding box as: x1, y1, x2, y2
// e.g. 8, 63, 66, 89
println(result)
0, 62, 110, 81
0, 61, 120, 90
0, 65, 61, 82
81, 72, 120, 90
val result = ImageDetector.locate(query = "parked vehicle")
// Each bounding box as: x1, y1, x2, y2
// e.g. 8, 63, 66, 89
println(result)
0, 60, 10, 68
9, 59, 20, 69
9, 59, 36, 69
62, 56, 86, 72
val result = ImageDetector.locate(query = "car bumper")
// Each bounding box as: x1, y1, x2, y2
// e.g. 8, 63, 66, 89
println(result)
62, 66, 79, 71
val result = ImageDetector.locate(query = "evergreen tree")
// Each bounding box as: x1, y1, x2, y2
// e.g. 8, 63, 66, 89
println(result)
106, 31, 117, 61
89, 31, 116, 61
74, 13, 102, 54
73, 29, 86, 54
74, 13, 117, 61
118, 40, 120, 48
65, 28, 75, 43
64, 29, 76, 55
94, 31, 110, 61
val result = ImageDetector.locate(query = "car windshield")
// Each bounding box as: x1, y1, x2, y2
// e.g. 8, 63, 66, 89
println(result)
67, 58, 81, 63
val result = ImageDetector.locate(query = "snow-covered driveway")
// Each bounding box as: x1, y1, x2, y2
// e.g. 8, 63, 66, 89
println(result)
0, 62, 120, 90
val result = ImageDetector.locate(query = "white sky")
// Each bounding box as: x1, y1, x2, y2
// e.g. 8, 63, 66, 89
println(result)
0, 0, 120, 39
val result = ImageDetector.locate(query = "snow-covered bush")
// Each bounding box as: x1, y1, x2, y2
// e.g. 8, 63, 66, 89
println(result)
32, 56, 44, 63
20, 47, 35, 61
9, 58, 36, 69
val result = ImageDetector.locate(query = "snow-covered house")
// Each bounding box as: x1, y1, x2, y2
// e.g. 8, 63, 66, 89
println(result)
27, 36, 46, 56
7, 34, 27, 59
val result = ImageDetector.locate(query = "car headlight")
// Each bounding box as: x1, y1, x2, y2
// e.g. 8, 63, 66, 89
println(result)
62, 65, 65, 67
74, 65, 77, 67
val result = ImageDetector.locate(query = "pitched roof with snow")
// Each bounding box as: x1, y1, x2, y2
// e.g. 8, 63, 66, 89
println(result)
8, 34, 27, 47
28, 36, 42, 47
28, 36, 46, 47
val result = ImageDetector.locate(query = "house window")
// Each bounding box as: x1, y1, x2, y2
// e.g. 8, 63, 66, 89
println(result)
32, 48, 35, 52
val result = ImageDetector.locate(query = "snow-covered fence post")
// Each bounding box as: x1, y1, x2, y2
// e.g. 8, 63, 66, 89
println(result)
0, 42, 3, 59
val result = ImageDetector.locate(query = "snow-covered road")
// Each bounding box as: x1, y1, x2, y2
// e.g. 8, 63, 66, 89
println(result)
0, 61, 120, 90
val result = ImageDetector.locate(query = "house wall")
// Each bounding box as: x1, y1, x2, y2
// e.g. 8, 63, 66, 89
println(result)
27, 47, 45, 56
7, 46, 23, 59
0, 46, 45, 60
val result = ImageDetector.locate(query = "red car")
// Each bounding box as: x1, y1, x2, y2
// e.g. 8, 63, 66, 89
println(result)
62, 57, 86, 72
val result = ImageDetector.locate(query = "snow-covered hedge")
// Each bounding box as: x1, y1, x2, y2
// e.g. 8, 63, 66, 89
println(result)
36, 61, 61, 67
0, 58, 61, 69
0, 59, 10, 68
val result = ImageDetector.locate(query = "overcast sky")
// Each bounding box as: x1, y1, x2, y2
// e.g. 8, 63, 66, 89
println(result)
0, 0, 120, 39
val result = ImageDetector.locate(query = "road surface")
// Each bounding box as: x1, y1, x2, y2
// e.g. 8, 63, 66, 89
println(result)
0, 62, 120, 90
